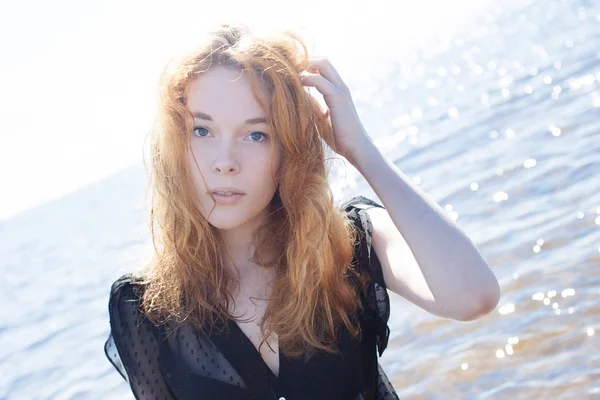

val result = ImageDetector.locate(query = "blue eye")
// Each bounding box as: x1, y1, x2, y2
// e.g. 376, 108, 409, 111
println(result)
248, 131, 268, 142
193, 127, 210, 137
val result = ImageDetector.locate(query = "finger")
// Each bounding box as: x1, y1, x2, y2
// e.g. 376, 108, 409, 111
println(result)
307, 57, 350, 93
301, 72, 346, 102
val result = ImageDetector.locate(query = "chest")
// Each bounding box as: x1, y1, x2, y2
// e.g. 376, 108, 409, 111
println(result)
229, 283, 280, 378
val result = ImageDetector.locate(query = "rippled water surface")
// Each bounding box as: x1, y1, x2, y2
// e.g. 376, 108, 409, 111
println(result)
1, 0, 599, 398
353, 1, 600, 398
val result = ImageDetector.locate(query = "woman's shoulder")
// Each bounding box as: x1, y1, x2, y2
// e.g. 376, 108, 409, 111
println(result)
340, 195, 385, 248
340, 195, 384, 212
106, 272, 159, 341
105, 273, 172, 394
340, 195, 391, 356
108, 272, 147, 308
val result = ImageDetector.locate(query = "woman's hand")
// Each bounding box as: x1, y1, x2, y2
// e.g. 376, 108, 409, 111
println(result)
300, 57, 373, 162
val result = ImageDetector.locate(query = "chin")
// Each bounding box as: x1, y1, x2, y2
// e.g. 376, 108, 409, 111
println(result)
204, 215, 243, 230
199, 195, 275, 230
202, 208, 253, 230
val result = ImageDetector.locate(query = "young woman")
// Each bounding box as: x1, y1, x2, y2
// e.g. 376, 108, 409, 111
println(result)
104, 23, 501, 400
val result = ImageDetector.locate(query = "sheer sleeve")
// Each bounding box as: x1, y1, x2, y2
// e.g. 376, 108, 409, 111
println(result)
104, 273, 175, 400
343, 196, 399, 400
342, 195, 391, 357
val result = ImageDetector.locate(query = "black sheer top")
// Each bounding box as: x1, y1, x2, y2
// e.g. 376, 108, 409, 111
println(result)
104, 196, 399, 399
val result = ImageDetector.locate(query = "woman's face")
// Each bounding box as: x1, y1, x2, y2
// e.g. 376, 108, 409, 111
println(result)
186, 66, 283, 231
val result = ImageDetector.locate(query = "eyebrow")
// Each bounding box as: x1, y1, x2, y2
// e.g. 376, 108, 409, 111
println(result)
192, 111, 267, 125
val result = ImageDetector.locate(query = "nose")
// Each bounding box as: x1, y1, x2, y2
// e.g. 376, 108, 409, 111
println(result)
212, 141, 240, 174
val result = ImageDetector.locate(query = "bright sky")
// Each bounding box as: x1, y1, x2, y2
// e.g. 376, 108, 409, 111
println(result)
0, 0, 508, 221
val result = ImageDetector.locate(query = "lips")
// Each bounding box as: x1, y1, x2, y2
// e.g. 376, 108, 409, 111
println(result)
209, 186, 245, 195
211, 192, 245, 205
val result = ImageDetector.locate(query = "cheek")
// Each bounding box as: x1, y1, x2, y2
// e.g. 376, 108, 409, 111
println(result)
189, 148, 204, 167
188, 149, 208, 186
260, 151, 282, 185
271, 148, 284, 183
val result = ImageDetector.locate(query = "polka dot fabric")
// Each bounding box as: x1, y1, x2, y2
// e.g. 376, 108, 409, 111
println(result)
342, 195, 399, 400
105, 276, 249, 399
104, 277, 176, 399
104, 195, 399, 399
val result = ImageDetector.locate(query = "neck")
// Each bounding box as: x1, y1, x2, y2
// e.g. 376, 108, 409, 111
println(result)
217, 207, 276, 278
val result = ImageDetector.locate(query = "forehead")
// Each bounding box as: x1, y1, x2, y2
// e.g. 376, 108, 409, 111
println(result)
186, 66, 271, 118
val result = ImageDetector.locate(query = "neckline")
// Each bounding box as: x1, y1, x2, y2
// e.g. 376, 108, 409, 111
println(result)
226, 317, 283, 382
205, 312, 284, 399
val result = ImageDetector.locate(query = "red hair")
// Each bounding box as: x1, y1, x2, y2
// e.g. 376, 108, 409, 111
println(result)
137, 22, 365, 358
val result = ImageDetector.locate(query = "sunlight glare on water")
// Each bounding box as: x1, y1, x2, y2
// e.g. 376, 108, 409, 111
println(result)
0, 0, 496, 221
1, 0, 599, 399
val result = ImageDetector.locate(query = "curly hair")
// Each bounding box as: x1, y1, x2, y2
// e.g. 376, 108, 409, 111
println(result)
137, 22, 366, 358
